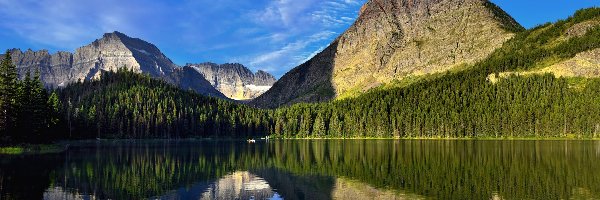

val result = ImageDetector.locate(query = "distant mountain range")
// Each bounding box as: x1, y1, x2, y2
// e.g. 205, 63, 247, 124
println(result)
188, 63, 276, 100
3, 31, 276, 99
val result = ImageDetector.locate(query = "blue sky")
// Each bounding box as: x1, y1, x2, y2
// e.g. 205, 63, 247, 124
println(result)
0, 0, 598, 78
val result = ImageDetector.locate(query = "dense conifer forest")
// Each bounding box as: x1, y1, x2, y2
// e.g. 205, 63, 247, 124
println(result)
269, 8, 600, 138
56, 69, 270, 139
0, 53, 61, 144
1, 8, 600, 143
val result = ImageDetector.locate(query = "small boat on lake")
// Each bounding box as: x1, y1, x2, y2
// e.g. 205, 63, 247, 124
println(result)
247, 139, 256, 143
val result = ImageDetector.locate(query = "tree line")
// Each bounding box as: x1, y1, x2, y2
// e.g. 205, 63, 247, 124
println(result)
1, 8, 600, 143
55, 68, 270, 139
269, 8, 600, 138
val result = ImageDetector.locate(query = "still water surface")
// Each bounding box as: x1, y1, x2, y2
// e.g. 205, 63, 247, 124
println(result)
1, 140, 600, 199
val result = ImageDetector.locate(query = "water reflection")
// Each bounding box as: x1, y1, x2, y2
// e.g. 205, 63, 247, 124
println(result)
331, 178, 423, 200
159, 171, 280, 200
1, 140, 600, 199
43, 187, 96, 200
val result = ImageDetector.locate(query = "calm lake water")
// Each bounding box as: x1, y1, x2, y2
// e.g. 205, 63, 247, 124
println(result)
1, 140, 600, 199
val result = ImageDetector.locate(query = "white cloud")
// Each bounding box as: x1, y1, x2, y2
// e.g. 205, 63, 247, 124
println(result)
247, 31, 337, 75
243, 0, 365, 77
251, 0, 319, 28
0, 0, 366, 78
0, 0, 164, 50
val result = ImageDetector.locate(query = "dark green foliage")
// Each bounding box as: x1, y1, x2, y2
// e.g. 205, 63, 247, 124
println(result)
267, 8, 600, 138
9, 8, 600, 141
0, 51, 18, 140
0, 51, 58, 144
3, 140, 599, 199
57, 68, 270, 139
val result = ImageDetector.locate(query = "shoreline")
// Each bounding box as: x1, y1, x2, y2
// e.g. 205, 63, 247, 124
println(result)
0, 144, 68, 155
266, 136, 600, 140
2, 136, 597, 155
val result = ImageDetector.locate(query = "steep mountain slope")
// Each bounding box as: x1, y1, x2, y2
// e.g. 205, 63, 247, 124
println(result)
188, 63, 276, 100
488, 16, 600, 81
252, 0, 523, 108
266, 8, 600, 138
23, 8, 600, 141
6, 31, 224, 98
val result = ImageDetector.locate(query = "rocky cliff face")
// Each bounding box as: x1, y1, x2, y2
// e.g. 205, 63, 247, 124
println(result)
188, 63, 276, 100
7, 32, 224, 98
252, 0, 523, 108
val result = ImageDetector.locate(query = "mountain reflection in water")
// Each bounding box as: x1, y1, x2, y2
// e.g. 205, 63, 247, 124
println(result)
162, 171, 280, 200
1, 140, 600, 200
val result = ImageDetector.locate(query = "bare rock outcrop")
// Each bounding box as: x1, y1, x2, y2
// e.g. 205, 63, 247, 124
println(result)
6, 32, 224, 98
188, 63, 276, 100
252, 0, 523, 108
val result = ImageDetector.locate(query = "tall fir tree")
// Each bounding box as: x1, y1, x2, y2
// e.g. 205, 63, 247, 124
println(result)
16, 70, 33, 140
0, 51, 18, 140
32, 70, 49, 138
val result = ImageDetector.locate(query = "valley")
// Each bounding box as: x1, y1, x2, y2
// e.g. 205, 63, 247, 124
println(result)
1, 0, 600, 199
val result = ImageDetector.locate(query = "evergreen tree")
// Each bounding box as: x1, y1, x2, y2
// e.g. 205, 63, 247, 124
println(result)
32, 70, 49, 137
16, 70, 33, 140
0, 51, 18, 141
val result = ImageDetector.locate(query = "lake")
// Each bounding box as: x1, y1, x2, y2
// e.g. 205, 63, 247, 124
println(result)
1, 140, 600, 199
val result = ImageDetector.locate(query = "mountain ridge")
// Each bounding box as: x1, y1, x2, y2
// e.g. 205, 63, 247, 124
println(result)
187, 62, 277, 100
5, 31, 226, 98
252, 0, 524, 108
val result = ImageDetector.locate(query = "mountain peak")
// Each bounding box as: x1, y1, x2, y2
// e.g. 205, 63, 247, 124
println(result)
357, 0, 522, 31
102, 31, 128, 39
7, 32, 225, 98
253, 0, 522, 108
481, 1, 524, 32
188, 63, 277, 100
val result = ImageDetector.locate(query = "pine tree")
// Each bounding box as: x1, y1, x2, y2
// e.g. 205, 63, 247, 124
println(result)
32, 70, 49, 137
0, 51, 19, 141
47, 91, 61, 128
16, 70, 33, 140
312, 113, 326, 137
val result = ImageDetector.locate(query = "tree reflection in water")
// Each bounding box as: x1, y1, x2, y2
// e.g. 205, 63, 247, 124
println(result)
1, 140, 600, 200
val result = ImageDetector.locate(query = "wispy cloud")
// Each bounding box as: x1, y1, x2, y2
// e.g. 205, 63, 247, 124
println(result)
0, 0, 166, 50
248, 31, 336, 71
243, 0, 365, 77
0, 0, 366, 77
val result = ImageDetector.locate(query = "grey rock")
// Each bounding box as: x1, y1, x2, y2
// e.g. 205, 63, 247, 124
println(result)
188, 63, 276, 100
252, 0, 523, 108
5, 31, 225, 98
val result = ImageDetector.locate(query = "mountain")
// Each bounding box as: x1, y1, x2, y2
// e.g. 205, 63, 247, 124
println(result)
5, 31, 225, 98
252, 0, 523, 108
188, 63, 276, 100
4, 7, 600, 142
265, 8, 600, 138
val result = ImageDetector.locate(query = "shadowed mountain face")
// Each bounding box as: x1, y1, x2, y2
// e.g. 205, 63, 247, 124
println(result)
5, 31, 225, 98
251, 42, 339, 107
252, 0, 523, 108
189, 63, 277, 100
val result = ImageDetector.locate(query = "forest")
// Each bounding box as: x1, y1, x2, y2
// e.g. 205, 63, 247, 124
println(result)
55, 68, 270, 139
269, 8, 600, 138
0, 8, 600, 143
0, 52, 61, 144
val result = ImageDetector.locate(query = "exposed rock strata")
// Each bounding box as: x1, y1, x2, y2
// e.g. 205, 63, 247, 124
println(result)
252, 0, 523, 108
188, 63, 276, 100
5, 32, 224, 98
